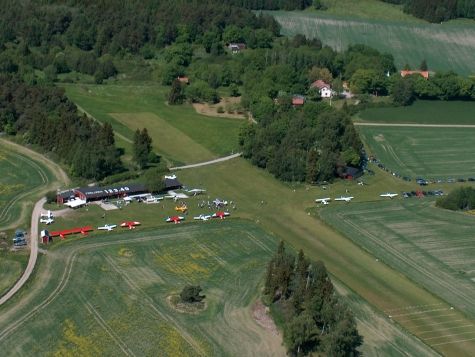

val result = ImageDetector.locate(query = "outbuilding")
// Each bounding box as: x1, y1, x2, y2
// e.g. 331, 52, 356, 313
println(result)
342, 166, 363, 180
40, 229, 52, 244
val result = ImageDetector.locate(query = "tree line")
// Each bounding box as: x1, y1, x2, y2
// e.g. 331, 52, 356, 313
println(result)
435, 187, 475, 211
381, 0, 475, 22
263, 241, 363, 356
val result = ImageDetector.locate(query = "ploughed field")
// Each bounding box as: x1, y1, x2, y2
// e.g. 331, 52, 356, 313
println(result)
0, 222, 284, 357
359, 126, 475, 180
268, 11, 475, 77
321, 199, 475, 352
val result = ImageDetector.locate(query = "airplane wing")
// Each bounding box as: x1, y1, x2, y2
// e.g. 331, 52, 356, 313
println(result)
98, 226, 108, 230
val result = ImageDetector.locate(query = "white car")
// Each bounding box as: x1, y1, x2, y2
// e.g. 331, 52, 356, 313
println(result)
165, 174, 177, 180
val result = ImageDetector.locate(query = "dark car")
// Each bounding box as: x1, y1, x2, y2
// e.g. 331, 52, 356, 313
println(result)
457, 178, 466, 182
422, 191, 428, 196
368, 170, 375, 175
420, 182, 428, 186
406, 192, 412, 197
411, 191, 417, 197
468, 178, 475, 182
401, 191, 409, 198
428, 191, 434, 196
403, 177, 410, 181
14, 239, 27, 246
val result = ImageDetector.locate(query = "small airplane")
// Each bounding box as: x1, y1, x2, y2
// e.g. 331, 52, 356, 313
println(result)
120, 221, 141, 229
39, 218, 54, 224
212, 212, 230, 219
165, 174, 177, 180
166, 216, 185, 224
213, 198, 228, 207
380, 193, 398, 198
175, 205, 188, 212
40, 210, 54, 218
194, 214, 211, 221
188, 188, 206, 194
98, 224, 117, 231
334, 196, 354, 202
315, 198, 331, 205
146, 196, 163, 203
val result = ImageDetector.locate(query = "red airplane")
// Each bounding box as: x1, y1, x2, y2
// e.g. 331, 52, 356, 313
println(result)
165, 216, 184, 224
120, 221, 141, 229
50, 226, 93, 239
212, 212, 230, 220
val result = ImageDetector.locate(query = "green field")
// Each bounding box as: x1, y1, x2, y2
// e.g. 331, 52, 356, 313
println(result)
357, 101, 475, 125
321, 199, 475, 350
61, 84, 242, 165
0, 222, 284, 356
267, 11, 475, 77
359, 125, 475, 179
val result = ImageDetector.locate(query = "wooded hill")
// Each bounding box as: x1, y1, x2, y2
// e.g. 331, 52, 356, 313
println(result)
382, 0, 475, 22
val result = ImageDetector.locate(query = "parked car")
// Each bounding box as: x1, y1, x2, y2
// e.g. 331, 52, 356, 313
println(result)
411, 191, 417, 197
420, 182, 428, 186
457, 178, 466, 182
468, 178, 475, 182
422, 191, 428, 196
367, 170, 375, 175
416, 190, 423, 197
447, 179, 456, 183
401, 191, 409, 198
438, 190, 444, 195
437, 179, 445, 183
416, 178, 425, 183
403, 177, 410, 181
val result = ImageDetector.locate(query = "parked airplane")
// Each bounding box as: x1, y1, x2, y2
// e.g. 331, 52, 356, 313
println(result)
166, 216, 185, 224
315, 198, 331, 205
165, 174, 177, 180
40, 210, 54, 218
188, 188, 206, 194
212, 212, 230, 219
380, 193, 398, 198
194, 214, 211, 221
146, 196, 163, 203
175, 205, 188, 212
213, 198, 228, 207
334, 196, 354, 202
98, 224, 117, 231
40, 217, 54, 224
120, 221, 141, 229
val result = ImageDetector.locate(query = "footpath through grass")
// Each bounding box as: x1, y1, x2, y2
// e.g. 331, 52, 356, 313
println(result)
359, 125, 475, 180
268, 11, 475, 77
357, 101, 475, 125
61, 84, 242, 165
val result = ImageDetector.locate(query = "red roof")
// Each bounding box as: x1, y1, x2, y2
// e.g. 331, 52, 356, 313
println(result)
292, 98, 304, 105
311, 79, 331, 88
178, 77, 189, 83
400, 70, 429, 80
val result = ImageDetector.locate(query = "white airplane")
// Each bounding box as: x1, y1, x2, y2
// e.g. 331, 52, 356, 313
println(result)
188, 188, 206, 194
40, 210, 54, 218
194, 214, 211, 221
380, 193, 398, 198
98, 224, 117, 231
334, 196, 354, 202
315, 198, 331, 205
146, 196, 163, 203
39, 218, 54, 224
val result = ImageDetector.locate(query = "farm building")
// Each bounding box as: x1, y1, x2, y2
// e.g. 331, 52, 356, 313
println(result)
310, 79, 333, 98
40, 229, 52, 244
341, 166, 363, 180
400, 70, 429, 80
292, 95, 306, 106
59, 179, 182, 204
227, 43, 245, 53
178, 77, 189, 84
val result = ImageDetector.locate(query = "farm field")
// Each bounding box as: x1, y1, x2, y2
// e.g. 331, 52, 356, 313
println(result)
357, 100, 475, 125
267, 11, 475, 77
359, 126, 475, 180
61, 84, 242, 165
321, 199, 475, 351
0, 139, 68, 298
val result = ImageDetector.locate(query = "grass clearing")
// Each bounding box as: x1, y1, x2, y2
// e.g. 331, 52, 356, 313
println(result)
321, 199, 475, 353
267, 11, 475, 77
110, 112, 213, 164
0, 222, 284, 356
192, 96, 246, 119
357, 100, 475, 124
359, 126, 475, 179
60, 84, 241, 164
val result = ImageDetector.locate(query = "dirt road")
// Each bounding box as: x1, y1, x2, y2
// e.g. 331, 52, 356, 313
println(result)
170, 153, 242, 170
0, 198, 44, 306
354, 123, 475, 128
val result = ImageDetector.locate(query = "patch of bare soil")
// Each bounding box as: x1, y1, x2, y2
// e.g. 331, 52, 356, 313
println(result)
374, 134, 385, 141
252, 299, 279, 335
192, 97, 246, 119
166, 295, 206, 314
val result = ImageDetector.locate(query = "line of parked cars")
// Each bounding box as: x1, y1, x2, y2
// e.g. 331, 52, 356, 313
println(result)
13, 230, 27, 246
402, 190, 444, 198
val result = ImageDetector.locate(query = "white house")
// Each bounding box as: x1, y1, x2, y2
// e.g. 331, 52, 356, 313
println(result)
310, 79, 333, 98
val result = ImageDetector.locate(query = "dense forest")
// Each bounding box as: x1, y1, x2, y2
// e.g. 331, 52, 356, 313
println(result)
263, 241, 363, 356
381, 0, 475, 22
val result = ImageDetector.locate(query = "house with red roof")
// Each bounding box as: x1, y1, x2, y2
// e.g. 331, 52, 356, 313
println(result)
310, 79, 333, 98
178, 77, 189, 84
400, 70, 429, 80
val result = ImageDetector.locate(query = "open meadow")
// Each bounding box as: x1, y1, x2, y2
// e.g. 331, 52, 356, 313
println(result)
61, 84, 242, 166
321, 199, 475, 351
0, 222, 286, 356
267, 11, 475, 77
359, 125, 475, 180
0, 139, 68, 299
357, 101, 475, 125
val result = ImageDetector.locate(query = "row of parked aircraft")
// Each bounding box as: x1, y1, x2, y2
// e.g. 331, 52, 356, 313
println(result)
166, 211, 231, 224
315, 196, 354, 205
98, 221, 141, 231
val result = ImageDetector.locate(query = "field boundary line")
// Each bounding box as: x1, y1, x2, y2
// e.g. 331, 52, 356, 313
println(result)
246, 233, 273, 253
355, 123, 475, 128
391, 308, 449, 317
82, 298, 135, 356
419, 324, 474, 334
431, 336, 475, 346
400, 313, 457, 323
410, 319, 465, 328
193, 240, 228, 266
385, 303, 443, 312
426, 330, 475, 341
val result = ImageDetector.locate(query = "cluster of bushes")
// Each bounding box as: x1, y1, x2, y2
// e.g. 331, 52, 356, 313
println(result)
436, 187, 475, 211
